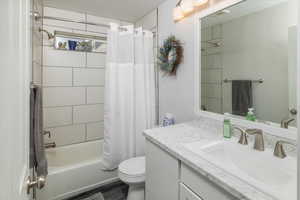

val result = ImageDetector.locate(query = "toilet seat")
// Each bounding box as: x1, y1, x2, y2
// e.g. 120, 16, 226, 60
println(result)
118, 157, 145, 183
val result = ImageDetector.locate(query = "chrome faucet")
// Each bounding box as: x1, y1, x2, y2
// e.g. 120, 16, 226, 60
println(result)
233, 127, 264, 151
280, 118, 295, 129
273, 140, 296, 159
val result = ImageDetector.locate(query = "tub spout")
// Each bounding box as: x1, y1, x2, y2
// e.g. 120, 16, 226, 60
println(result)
44, 142, 56, 149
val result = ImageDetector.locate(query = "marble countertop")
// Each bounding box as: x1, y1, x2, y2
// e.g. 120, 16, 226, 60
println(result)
143, 117, 295, 200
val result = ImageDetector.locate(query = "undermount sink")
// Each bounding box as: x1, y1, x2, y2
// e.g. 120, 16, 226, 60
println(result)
182, 139, 297, 200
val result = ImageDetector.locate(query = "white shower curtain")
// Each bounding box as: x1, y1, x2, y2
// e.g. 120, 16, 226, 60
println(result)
102, 23, 156, 170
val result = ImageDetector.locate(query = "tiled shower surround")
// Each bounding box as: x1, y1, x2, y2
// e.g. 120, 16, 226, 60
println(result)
43, 7, 131, 146
201, 24, 223, 114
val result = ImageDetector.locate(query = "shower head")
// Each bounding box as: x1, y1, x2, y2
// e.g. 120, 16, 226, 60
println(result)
39, 27, 55, 40
201, 41, 222, 47
214, 9, 231, 16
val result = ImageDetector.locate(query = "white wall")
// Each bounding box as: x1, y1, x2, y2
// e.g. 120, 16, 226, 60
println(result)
43, 7, 131, 146
157, 0, 196, 123
294, 0, 300, 200
136, 0, 239, 124
289, 0, 298, 26
136, 10, 157, 31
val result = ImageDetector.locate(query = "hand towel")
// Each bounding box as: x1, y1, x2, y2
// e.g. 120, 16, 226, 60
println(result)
30, 86, 48, 177
232, 80, 253, 116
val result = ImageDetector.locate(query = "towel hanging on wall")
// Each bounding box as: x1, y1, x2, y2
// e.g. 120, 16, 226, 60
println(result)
30, 86, 48, 177
231, 80, 253, 116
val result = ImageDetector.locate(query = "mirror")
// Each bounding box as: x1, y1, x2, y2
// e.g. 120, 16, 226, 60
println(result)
199, 0, 298, 128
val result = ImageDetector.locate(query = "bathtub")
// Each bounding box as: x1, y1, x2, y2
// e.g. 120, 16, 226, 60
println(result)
37, 140, 118, 200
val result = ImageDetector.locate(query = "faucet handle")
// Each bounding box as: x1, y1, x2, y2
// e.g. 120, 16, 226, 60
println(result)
274, 140, 296, 159
233, 126, 248, 145
43, 130, 51, 138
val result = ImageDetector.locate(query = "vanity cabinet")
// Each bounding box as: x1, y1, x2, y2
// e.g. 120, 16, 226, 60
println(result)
145, 139, 238, 200
180, 183, 203, 200
181, 164, 238, 200
145, 140, 180, 200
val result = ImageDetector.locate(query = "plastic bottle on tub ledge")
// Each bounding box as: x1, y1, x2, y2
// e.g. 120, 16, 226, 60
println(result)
162, 113, 175, 127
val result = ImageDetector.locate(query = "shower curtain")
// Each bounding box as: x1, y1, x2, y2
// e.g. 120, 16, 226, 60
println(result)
102, 23, 156, 170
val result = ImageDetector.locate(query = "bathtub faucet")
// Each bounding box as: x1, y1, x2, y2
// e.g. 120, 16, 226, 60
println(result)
44, 142, 56, 149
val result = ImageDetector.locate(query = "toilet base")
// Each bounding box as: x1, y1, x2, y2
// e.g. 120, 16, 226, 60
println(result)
126, 183, 145, 200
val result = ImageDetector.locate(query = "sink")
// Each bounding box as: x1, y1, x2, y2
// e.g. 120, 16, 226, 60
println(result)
182, 139, 297, 200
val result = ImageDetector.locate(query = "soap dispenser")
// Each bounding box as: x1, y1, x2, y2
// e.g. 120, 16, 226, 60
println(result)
246, 108, 256, 121
223, 114, 232, 138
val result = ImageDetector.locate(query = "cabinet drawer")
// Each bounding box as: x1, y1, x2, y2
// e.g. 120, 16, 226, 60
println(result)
180, 183, 203, 200
181, 164, 238, 200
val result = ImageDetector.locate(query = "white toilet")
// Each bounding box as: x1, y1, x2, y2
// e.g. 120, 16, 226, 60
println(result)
118, 156, 145, 200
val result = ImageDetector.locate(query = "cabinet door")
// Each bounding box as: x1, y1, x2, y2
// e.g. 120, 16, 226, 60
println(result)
180, 183, 203, 200
181, 164, 238, 200
145, 140, 180, 200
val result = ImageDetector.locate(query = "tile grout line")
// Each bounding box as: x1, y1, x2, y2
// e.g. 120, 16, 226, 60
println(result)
44, 120, 104, 129
43, 65, 105, 69
72, 67, 74, 87
43, 103, 104, 109
85, 123, 88, 142
85, 87, 88, 104
71, 105, 74, 125
43, 85, 105, 88
85, 13, 88, 69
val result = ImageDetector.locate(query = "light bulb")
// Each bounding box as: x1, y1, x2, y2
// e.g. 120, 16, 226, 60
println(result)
173, 7, 184, 22
181, 0, 194, 14
194, 0, 209, 7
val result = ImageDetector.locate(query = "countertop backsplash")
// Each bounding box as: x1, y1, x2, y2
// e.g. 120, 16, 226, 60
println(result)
187, 116, 297, 158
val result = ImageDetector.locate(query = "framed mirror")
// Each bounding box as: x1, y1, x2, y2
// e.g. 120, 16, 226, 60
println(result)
196, 0, 298, 130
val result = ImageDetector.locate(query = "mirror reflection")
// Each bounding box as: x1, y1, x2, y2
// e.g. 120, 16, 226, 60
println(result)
200, 0, 298, 128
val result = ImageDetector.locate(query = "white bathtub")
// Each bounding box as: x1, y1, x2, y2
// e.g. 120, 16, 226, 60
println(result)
37, 140, 118, 200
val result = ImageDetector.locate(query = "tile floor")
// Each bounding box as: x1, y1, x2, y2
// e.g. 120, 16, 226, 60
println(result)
67, 182, 128, 200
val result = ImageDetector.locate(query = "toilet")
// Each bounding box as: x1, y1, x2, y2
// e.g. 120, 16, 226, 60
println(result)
118, 156, 145, 200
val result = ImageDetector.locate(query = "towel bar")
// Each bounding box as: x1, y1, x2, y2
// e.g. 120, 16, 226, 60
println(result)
223, 79, 264, 83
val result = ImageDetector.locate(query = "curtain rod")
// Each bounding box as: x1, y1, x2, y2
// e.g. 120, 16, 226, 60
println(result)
43, 16, 156, 35
54, 30, 107, 41
43, 16, 112, 28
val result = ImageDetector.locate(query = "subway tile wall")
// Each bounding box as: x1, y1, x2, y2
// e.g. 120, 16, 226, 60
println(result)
201, 24, 223, 114
43, 7, 131, 146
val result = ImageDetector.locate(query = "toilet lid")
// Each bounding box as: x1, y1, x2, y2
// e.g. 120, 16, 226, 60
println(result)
119, 156, 145, 176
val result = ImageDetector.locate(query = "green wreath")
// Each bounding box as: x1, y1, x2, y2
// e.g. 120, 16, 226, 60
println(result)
158, 36, 183, 76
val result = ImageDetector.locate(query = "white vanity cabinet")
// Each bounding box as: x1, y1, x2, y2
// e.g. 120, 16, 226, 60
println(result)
180, 183, 203, 200
145, 139, 238, 200
145, 140, 180, 200
181, 164, 239, 200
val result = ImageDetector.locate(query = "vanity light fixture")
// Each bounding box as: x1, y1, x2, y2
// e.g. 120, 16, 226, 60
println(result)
181, 0, 194, 14
173, 0, 185, 22
194, 0, 209, 7
173, 0, 209, 22
173, 7, 184, 22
